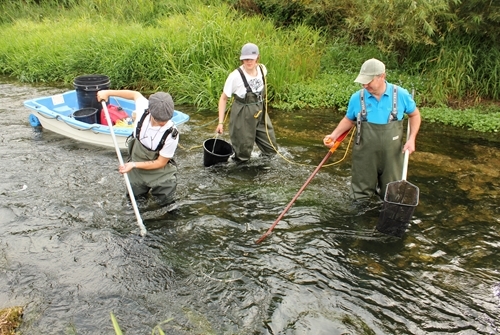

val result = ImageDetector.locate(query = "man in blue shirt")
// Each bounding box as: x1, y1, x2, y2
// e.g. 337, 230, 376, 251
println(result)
324, 58, 421, 200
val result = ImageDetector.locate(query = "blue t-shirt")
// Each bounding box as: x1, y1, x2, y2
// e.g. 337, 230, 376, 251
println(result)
346, 82, 417, 124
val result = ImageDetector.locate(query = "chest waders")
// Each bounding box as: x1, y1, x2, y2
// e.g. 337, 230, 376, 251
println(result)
229, 65, 278, 161
125, 110, 178, 205
351, 86, 404, 200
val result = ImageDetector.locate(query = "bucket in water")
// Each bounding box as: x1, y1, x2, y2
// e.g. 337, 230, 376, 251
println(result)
72, 107, 98, 124
203, 138, 233, 167
73, 74, 110, 121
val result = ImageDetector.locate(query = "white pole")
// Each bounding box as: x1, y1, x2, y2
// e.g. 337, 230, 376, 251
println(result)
402, 89, 415, 181
402, 124, 410, 181
101, 101, 146, 236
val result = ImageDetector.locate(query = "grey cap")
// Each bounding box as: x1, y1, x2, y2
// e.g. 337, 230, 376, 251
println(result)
240, 43, 259, 60
354, 58, 386, 84
148, 92, 174, 122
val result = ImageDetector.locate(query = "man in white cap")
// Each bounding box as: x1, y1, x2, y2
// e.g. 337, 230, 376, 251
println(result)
97, 89, 179, 207
216, 42, 278, 162
323, 58, 421, 201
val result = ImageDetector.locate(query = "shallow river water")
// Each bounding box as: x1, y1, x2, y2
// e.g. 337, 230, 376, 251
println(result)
0, 80, 499, 335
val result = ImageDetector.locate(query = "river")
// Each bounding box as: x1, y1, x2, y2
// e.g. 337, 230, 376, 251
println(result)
0, 80, 499, 334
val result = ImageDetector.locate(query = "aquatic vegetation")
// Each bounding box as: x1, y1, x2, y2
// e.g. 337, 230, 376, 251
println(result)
111, 312, 174, 335
0, 306, 23, 335
421, 105, 500, 133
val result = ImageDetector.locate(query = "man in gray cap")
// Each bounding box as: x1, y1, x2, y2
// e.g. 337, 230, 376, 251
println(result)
323, 58, 421, 201
97, 89, 179, 208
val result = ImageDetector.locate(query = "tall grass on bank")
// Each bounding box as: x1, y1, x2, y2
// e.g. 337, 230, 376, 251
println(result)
0, 0, 213, 25
410, 39, 476, 106
153, 6, 324, 107
0, 0, 499, 132
0, 3, 323, 110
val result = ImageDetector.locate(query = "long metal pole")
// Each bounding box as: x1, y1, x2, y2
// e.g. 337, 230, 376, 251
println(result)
101, 101, 146, 236
255, 129, 350, 244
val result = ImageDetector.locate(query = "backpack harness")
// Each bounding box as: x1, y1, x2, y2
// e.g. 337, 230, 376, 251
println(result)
356, 85, 398, 145
133, 109, 178, 151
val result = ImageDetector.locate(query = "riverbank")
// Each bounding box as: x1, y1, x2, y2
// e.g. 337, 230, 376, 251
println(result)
0, 1, 498, 133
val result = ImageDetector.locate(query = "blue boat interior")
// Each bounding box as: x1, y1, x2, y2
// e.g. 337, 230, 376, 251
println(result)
24, 90, 190, 135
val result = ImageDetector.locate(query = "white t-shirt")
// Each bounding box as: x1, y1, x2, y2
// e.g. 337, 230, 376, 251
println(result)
133, 96, 178, 158
223, 64, 267, 99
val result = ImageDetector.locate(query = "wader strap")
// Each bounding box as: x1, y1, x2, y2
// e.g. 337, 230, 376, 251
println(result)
133, 109, 177, 151
134, 109, 149, 138
360, 89, 367, 121
356, 90, 367, 145
389, 85, 398, 122
237, 68, 252, 93
155, 127, 176, 152
259, 64, 266, 94
236, 66, 265, 103
356, 85, 399, 145
356, 113, 362, 145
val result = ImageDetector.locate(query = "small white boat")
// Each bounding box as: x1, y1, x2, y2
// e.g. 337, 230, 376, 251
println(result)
25, 90, 190, 149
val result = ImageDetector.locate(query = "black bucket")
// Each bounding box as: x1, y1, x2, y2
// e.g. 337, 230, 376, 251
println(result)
203, 138, 233, 167
73, 74, 110, 121
72, 107, 98, 124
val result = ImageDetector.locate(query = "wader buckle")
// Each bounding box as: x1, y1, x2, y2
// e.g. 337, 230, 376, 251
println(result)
356, 112, 362, 145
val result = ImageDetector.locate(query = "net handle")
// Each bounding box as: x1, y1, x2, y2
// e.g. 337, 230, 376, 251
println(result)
402, 89, 415, 181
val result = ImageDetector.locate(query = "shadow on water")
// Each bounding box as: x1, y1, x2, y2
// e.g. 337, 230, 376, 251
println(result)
0, 80, 499, 334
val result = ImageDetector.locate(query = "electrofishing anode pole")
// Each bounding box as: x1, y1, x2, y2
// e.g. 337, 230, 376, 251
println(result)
255, 128, 351, 244
101, 101, 147, 237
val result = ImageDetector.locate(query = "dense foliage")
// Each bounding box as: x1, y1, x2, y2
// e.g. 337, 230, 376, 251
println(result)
0, 5, 323, 106
0, 0, 499, 132
235, 0, 500, 105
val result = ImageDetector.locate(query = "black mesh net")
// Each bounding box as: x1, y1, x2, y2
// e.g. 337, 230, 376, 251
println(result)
377, 180, 419, 237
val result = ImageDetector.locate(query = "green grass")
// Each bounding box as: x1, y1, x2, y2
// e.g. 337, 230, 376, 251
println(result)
0, 0, 499, 133
0, 4, 323, 109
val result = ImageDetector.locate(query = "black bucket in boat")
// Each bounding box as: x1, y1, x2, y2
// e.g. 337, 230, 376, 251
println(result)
72, 107, 98, 124
73, 74, 110, 121
203, 138, 233, 167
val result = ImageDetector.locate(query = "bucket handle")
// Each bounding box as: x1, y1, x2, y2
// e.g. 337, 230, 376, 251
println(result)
211, 134, 218, 153
79, 85, 106, 90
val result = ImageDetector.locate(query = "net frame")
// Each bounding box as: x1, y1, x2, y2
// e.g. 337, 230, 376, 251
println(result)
376, 180, 419, 237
